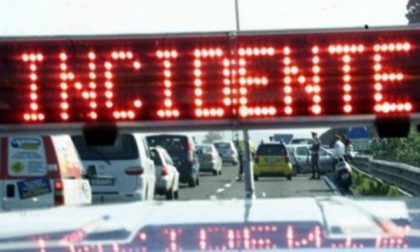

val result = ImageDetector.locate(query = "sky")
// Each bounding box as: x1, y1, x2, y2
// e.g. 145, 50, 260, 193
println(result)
0, 0, 409, 143
0, 0, 408, 36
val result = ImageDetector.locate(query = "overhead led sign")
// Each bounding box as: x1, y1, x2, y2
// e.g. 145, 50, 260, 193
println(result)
0, 27, 419, 124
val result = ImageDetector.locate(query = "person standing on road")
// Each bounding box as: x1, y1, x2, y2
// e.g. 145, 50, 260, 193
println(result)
332, 135, 345, 172
343, 137, 354, 162
237, 150, 244, 180
310, 132, 321, 179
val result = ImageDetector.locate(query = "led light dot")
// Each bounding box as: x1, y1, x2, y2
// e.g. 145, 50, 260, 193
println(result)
312, 105, 321, 115
344, 84, 351, 92
90, 112, 97, 119
374, 93, 383, 101
60, 53, 67, 61
344, 105, 352, 113
298, 76, 306, 84
343, 94, 351, 102
133, 61, 141, 70
267, 47, 275, 55
105, 62, 112, 70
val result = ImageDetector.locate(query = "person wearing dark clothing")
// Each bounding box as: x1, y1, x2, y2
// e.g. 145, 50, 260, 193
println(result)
237, 150, 244, 180
343, 138, 354, 162
310, 132, 321, 179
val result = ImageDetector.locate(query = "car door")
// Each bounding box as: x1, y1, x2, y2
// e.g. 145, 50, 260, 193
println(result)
141, 139, 156, 199
163, 151, 178, 190
319, 148, 333, 172
295, 146, 311, 172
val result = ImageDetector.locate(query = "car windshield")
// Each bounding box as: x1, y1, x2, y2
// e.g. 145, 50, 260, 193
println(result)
291, 139, 311, 144
257, 144, 288, 156
72, 134, 139, 160
214, 142, 231, 149
146, 136, 188, 154
196, 145, 213, 153
3, 0, 420, 251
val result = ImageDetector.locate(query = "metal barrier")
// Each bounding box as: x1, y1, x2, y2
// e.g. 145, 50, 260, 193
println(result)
353, 155, 420, 196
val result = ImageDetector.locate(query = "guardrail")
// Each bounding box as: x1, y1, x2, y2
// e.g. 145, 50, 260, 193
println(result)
353, 155, 419, 196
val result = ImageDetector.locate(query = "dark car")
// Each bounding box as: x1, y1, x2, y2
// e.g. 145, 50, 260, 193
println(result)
146, 134, 200, 187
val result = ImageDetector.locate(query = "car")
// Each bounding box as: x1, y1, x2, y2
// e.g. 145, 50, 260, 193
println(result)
0, 135, 92, 210
254, 143, 292, 181
195, 144, 223, 175
287, 144, 334, 174
149, 146, 180, 200
289, 138, 313, 145
146, 134, 200, 188
213, 140, 239, 165
71, 133, 156, 203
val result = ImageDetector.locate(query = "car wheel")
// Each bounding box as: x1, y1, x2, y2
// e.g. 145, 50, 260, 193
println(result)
174, 190, 179, 199
212, 170, 218, 176
196, 177, 200, 186
254, 175, 259, 181
287, 174, 292, 181
166, 189, 174, 200
188, 177, 196, 188
218, 169, 222, 175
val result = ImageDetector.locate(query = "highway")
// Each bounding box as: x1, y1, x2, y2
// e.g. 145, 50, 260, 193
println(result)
156, 164, 335, 201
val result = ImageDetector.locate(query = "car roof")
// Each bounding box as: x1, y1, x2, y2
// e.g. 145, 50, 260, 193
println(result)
259, 142, 286, 146
287, 144, 311, 148
146, 134, 189, 139
196, 144, 213, 147
150, 146, 166, 151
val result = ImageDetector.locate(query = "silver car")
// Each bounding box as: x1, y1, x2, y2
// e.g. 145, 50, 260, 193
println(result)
196, 144, 223, 175
213, 141, 239, 165
150, 147, 180, 200
287, 144, 333, 174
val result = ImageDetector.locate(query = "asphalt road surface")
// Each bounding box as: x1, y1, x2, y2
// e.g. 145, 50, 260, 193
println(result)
157, 164, 335, 201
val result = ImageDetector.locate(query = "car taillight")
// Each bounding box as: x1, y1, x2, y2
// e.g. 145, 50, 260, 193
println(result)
161, 166, 169, 176
209, 154, 214, 161
125, 167, 144, 176
54, 180, 64, 206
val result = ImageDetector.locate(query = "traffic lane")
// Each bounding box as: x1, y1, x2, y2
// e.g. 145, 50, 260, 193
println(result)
156, 164, 239, 201
218, 173, 335, 199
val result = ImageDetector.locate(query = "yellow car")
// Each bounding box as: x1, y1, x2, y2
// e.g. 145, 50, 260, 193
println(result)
253, 143, 292, 181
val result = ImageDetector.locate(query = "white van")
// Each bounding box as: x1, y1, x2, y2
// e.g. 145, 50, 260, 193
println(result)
72, 133, 156, 203
0, 135, 92, 211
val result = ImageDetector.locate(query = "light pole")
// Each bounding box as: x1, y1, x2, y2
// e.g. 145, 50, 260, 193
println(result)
234, 0, 255, 199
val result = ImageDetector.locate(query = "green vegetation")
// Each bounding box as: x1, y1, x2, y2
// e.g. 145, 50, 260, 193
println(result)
351, 169, 403, 196
370, 127, 420, 167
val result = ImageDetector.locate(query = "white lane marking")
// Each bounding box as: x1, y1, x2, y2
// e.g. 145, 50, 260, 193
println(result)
216, 188, 225, 193
224, 183, 231, 188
